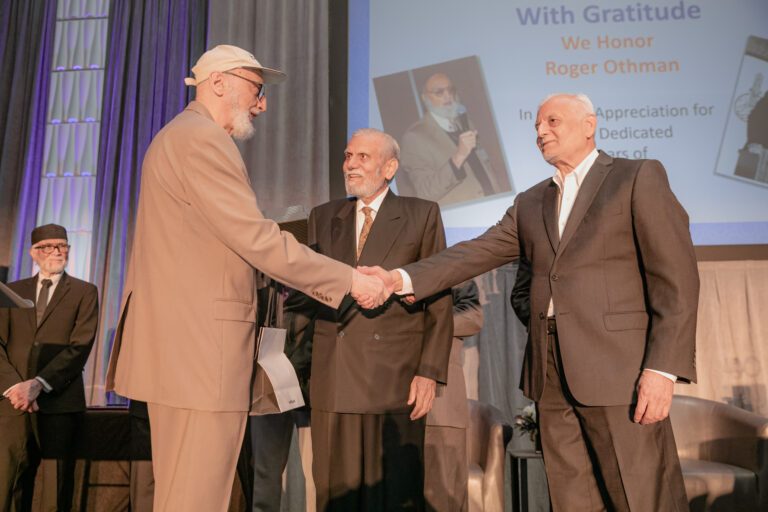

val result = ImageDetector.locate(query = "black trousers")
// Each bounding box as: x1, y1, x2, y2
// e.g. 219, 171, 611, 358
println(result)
312, 410, 425, 512
249, 409, 310, 512
0, 411, 82, 512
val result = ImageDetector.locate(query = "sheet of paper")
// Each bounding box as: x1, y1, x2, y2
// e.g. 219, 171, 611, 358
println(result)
256, 327, 305, 411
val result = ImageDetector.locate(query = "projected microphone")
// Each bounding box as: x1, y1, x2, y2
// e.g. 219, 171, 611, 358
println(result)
455, 104, 470, 133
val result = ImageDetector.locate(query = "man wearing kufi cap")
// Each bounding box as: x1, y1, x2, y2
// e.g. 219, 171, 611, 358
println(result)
0, 224, 98, 512
105, 44, 389, 511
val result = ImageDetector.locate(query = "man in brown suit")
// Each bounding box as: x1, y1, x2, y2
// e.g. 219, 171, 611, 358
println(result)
105, 45, 388, 512
1, 224, 98, 512
302, 128, 453, 511
363, 93, 699, 511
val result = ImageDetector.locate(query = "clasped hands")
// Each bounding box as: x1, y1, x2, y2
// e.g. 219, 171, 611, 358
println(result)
2, 379, 42, 413
350, 265, 407, 309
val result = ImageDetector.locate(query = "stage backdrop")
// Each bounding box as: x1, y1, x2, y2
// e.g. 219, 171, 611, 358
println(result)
350, 0, 768, 247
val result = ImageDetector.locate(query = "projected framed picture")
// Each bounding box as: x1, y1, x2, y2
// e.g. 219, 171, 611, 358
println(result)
715, 36, 768, 187
373, 56, 513, 208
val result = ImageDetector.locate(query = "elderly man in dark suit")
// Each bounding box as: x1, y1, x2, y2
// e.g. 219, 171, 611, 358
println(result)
363, 93, 699, 511
304, 128, 453, 511
0, 224, 98, 512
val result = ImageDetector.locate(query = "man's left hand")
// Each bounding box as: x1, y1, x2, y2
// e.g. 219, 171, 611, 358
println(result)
633, 370, 674, 425
2, 379, 43, 412
407, 376, 436, 420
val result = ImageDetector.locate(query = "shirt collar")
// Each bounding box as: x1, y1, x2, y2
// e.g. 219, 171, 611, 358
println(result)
38, 272, 63, 285
552, 148, 599, 190
429, 111, 457, 132
356, 187, 389, 214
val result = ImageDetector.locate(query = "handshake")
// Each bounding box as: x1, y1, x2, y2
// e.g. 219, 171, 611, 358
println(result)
350, 266, 407, 309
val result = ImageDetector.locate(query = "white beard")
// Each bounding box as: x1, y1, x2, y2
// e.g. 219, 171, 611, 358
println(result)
231, 107, 255, 140
227, 85, 255, 140
424, 99, 465, 122
344, 169, 387, 199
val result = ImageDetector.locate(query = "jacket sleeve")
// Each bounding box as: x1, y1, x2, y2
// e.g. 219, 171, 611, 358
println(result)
415, 203, 454, 384
0, 307, 23, 393
405, 201, 520, 300
182, 127, 352, 309
631, 160, 699, 382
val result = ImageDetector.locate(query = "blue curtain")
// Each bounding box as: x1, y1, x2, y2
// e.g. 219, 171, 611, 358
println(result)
87, 0, 208, 405
0, 0, 57, 281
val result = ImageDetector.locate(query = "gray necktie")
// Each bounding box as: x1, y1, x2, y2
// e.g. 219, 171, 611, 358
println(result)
36, 279, 52, 326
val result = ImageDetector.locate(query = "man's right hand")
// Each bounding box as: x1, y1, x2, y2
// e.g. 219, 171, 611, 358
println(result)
451, 130, 477, 169
357, 266, 402, 294
350, 269, 390, 309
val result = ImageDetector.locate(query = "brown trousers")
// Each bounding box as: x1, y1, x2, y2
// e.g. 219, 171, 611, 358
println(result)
312, 410, 425, 512
538, 329, 688, 512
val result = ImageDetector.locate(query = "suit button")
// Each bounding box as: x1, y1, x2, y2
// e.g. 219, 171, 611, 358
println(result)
551, 274, 559, 281
33, 342, 39, 346
373, 334, 381, 340
338, 331, 345, 338
538, 312, 545, 320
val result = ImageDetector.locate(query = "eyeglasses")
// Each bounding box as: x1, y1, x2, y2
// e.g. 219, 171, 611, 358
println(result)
426, 85, 456, 97
223, 71, 266, 100
34, 243, 70, 255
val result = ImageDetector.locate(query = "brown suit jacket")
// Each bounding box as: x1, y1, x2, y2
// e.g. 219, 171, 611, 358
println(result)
0, 273, 98, 416
106, 101, 352, 412
405, 152, 699, 406
307, 191, 453, 414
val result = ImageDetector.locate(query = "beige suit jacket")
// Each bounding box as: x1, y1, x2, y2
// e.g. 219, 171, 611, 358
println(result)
404, 152, 699, 406
106, 102, 351, 412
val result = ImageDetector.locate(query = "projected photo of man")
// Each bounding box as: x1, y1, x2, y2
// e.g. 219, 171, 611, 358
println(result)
373, 56, 514, 208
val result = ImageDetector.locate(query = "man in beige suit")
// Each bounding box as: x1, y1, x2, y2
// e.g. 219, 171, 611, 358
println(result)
364, 93, 699, 511
106, 45, 388, 512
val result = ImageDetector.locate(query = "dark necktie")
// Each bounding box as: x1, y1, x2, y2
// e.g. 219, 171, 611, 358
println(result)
37, 279, 52, 326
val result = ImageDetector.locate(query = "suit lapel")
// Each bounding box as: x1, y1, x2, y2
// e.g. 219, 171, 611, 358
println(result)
556, 152, 613, 258
331, 200, 359, 317
542, 182, 560, 252
357, 191, 405, 267
38, 273, 70, 329
21, 276, 37, 332
330, 200, 357, 267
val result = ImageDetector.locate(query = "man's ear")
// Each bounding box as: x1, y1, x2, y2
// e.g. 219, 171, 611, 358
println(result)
583, 114, 597, 140
208, 71, 227, 97
383, 159, 399, 181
